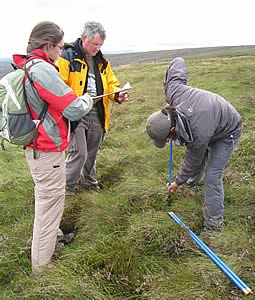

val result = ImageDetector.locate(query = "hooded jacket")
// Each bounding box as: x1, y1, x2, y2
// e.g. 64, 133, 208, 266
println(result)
164, 57, 242, 185
56, 38, 120, 130
13, 50, 93, 152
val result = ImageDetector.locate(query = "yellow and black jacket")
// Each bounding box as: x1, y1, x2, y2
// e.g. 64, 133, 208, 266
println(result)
56, 38, 120, 130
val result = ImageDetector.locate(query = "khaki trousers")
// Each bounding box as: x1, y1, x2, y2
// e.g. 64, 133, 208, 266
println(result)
25, 148, 66, 273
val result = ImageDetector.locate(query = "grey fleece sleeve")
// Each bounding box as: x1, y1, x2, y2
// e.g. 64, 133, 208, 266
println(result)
62, 95, 93, 121
175, 143, 208, 186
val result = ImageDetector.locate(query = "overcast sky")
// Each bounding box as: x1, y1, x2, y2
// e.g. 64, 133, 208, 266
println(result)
1, 0, 254, 57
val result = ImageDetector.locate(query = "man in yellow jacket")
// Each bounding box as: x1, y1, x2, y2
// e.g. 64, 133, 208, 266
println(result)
56, 21, 128, 195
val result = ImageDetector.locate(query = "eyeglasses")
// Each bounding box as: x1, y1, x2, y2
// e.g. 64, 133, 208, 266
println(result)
55, 44, 64, 52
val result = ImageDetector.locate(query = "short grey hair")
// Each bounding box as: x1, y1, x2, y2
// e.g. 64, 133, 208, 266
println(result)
81, 21, 106, 41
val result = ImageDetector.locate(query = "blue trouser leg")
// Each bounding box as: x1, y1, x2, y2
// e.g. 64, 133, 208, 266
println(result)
204, 135, 240, 230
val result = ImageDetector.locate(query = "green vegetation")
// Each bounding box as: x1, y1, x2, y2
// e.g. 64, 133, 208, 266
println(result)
0, 56, 255, 299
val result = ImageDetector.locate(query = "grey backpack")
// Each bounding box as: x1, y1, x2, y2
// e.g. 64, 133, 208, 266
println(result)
0, 61, 47, 146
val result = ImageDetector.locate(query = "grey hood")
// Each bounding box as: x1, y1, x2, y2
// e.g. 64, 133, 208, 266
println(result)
164, 57, 188, 106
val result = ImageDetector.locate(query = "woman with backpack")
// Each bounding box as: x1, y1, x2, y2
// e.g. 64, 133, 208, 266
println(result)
13, 21, 94, 274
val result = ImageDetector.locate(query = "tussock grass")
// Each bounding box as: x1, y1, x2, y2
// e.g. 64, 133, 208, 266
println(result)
1, 56, 255, 299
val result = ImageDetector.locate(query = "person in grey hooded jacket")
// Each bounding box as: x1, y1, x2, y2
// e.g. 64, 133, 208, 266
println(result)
146, 57, 242, 233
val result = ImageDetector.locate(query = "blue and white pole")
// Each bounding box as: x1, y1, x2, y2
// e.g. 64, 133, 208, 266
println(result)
168, 212, 252, 295
168, 138, 173, 187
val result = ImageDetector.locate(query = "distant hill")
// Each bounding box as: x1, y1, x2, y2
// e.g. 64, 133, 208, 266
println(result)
1, 45, 255, 78
106, 45, 255, 66
0, 59, 12, 78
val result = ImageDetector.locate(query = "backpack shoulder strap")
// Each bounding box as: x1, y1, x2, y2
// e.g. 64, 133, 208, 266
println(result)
63, 44, 76, 72
22, 59, 48, 158
23, 60, 48, 120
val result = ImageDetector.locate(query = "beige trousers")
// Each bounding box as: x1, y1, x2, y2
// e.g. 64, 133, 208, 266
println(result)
25, 148, 66, 273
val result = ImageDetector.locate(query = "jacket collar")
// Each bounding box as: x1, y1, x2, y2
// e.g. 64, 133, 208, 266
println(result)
175, 107, 193, 145
13, 49, 58, 70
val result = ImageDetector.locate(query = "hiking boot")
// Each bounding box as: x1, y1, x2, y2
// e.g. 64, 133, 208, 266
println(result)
82, 184, 101, 192
57, 232, 75, 244
199, 227, 222, 240
65, 185, 79, 197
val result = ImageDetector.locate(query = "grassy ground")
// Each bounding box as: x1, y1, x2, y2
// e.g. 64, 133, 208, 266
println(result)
0, 56, 254, 299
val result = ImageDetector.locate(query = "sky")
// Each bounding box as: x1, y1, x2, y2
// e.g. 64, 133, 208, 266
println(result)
1, 0, 255, 57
